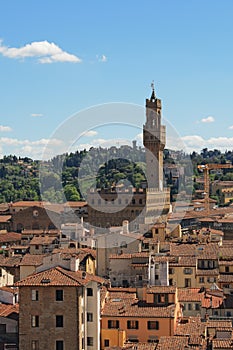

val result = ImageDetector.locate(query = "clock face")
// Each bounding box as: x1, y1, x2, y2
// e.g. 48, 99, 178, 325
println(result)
33, 210, 39, 217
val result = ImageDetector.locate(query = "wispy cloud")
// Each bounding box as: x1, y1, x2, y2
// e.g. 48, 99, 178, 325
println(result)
228, 125, 233, 130
31, 113, 44, 117
0, 125, 12, 132
82, 130, 98, 137
75, 138, 131, 151
97, 54, 107, 62
0, 40, 81, 64
201, 116, 215, 123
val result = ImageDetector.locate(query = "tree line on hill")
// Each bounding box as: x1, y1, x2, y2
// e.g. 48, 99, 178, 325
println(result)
0, 147, 233, 204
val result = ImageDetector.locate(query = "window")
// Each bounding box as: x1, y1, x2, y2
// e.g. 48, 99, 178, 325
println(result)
148, 321, 159, 330
148, 337, 158, 343
208, 260, 214, 269
199, 277, 204, 283
184, 268, 193, 274
87, 313, 93, 322
31, 340, 39, 350
87, 288, 93, 296
56, 290, 63, 301
0, 269, 2, 277
207, 277, 215, 283
120, 241, 127, 248
185, 278, 191, 287
31, 315, 39, 327
0, 324, 6, 334
87, 337, 93, 346
225, 266, 230, 273
127, 320, 139, 329
169, 268, 174, 275
128, 337, 139, 343
108, 320, 119, 329
56, 315, 63, 328
56, 340, 64, 350
104, 339, 110, 347
195, 303, 200, 310
188, 303, 192, 311
35, 245, 39, 250
157, 294, 165, 303
31, 290, 39, 301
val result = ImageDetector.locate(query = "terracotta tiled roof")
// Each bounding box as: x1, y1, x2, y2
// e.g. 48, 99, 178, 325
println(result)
29, 235, 57, 245
64, 201, 87, 207
22, 229, 59, 236
10, 201, 64, 213
19, 254, 46, 266
147, 286, 176, 294
206, 320, 232, 328
11, 201, 46, 207
170, 243, 197, 256
201, 292, 224, 309
178, 288, 202, 302
219, 274, 233, 283
175, 317, 205, 336
0, 232, 21, 243
15, 266, 105, 287
219, 260, 233, 266
108, 287, 137, 293
212, 339, 233, 349
170, 256, 196, 267
0, 255, 22, 267
220, 246, 233, 259
52, 247, 96, 261
101, 290, 175, 318
156, 336, 189, 350
196, 268, 219, 276
0, 286, 18, 294
0, 215, 11, 223
109, 252, 149, 259
0, 303, 19, 317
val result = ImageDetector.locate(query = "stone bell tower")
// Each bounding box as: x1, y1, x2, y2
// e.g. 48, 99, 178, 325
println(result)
143, 83, 166, 190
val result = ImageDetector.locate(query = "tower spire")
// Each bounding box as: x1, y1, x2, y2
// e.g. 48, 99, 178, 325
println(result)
150, 80, 156, 101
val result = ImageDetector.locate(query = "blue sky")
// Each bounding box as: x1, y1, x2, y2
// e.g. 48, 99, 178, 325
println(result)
0, 0, 233, 159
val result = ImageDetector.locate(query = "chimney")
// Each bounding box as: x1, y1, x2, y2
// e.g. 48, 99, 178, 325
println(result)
70, 256, 79, 272
122, 220, 129, 234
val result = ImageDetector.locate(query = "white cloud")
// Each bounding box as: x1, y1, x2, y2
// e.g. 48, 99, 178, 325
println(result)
168, 134, 233, 153
135, 132, 143, 145
229, 125, 233, 130
0, 125, 12, 132
82, 130, 98, 137
31, 113, 44, 117
0, 137, 65, 160
201, 116, 215, 123
0, 40, 81, 64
